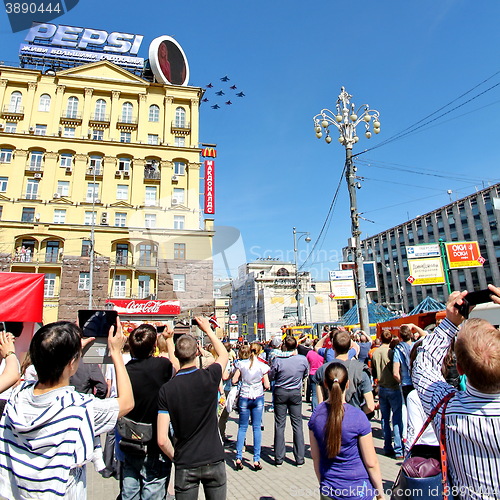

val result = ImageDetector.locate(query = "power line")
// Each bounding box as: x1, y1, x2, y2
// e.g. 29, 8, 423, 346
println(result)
355, 70, 500, 156
299, 162, 346, 270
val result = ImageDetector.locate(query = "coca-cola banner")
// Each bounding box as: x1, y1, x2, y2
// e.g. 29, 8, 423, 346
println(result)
106, 299, 181, 316
204, 160, 215, 215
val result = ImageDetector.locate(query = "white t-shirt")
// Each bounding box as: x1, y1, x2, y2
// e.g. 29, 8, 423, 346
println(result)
235, 358, 269, 399
405, 388, 439, 452
105, 352, 131, 399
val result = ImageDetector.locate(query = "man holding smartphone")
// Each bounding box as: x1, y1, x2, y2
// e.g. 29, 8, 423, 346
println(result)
412, 285, 500, 499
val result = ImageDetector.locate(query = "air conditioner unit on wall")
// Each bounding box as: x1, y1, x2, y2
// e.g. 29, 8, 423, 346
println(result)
172, 175, 179, 182
172, 198, 179, 205
0, 124, 4, 130
115, 170, 122, 176
53, 193, 61, 199
123, 171, 130, 177
100, 212, 108, 225
34, 173, 42, 179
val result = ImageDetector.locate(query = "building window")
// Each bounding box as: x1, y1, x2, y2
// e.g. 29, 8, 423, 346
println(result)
92, 129, 104, 141
0, 177, 7, 192
94, 99, 107, 120
114, 275, 127, 298
57, 181, 69, 197
89, 155, 102, 174
114, 212, 127, 227
9, 91, 22, 113
173, 274, 186, 292
38, 94, 51, 112
174, 161, 185, 175
26, 179, 39, 200
53, 209, 66, 224
116, 244, 128, 265
86, 182, 99, 202
118, 158, 130, 172
84, 211, 96, 225
81, 239, 91, 257
0, 206, 3, 220
149, 105, 160, 122
138, 244, 155, 266
120, 131, 131, 143
173, 188, 184, 205
174, 215, 185, 230
66, 96, 79, 118
5, 122, 17, 133
174, 137, 185, 147
35, 124, 47, 136
174, 107, 186, 128
78, 272, 90, 290
0, 149, 12, 164
63, 127, 75, 138
145, 186, 157, 206
22, 207, 35, 222
44, 273, 56, 297
30, 151, 43, 169
145, 213, 156, 228
45, 241, 60, 263
116, 184, 129, 200
121, 102, 133, 123
148, 134, 159, 145
174, 243, 186, 259
60, 153, 73, 168
138, 276, 151, 299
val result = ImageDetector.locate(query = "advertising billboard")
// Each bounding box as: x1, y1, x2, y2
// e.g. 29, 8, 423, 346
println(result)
445, 241, 485, 268
339, 261, 378, 291
406, 244, 440, 259
407, 258, 445, 286
204, 160, 215, 215
149, 36, 190, 86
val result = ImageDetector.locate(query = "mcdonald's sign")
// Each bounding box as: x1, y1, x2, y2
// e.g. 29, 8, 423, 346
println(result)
202, 147, 217, 158
204, 160, 215, 214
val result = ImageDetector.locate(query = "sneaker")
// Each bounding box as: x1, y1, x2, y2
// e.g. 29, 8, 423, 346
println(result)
295, 462, 305, 468
275, 461, 283, 467
395, 455, 404, 461
267, 407, 274, 413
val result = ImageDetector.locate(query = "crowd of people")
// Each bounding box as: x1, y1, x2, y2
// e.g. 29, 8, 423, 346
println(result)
0, 285, 498, 499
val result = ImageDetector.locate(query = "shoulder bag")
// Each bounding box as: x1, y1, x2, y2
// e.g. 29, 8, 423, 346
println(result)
391, 392, 455, 500
117, 415, 153, 457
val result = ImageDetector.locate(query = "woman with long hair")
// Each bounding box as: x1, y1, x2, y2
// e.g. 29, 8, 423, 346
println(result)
309, 362, 385, 500
232, 343, 270, 470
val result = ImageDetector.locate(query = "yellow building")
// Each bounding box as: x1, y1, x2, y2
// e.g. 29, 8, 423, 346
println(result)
0, 60, 214, 323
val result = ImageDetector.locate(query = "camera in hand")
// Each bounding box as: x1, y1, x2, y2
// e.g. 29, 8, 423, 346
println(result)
455, 289, 493, 319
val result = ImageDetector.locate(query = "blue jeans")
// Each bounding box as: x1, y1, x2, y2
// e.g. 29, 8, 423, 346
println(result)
236, 395, 264, 462
175, 460, 226, 500
309, 375, 318, 410
122, 451, 171, 500
379, 386, 403, 456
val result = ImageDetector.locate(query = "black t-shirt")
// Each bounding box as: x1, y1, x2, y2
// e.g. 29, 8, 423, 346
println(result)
297, 345, 311, 357
125, 356, 173, 425
158, 363, 224, 468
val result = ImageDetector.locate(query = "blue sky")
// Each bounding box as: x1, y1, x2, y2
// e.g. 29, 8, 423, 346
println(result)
2, 0, 500, 280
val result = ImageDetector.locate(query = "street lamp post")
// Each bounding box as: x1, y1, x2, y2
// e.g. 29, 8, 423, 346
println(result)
293, 227, 311, 325
313, 87, 381, 333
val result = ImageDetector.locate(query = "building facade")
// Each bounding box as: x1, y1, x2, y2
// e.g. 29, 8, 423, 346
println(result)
230, 259, 339, 340
0, 60, 214, 323
343, 184, 500, 313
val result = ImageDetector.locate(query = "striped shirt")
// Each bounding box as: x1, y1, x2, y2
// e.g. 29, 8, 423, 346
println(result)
412, 318, 500, 500
0, 382, 119, 499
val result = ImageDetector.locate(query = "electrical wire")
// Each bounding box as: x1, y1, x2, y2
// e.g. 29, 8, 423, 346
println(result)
299, 162, 346, 270
355, 71, 500, 156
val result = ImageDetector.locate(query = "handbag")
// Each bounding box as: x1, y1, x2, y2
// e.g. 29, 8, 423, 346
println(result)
391, 392, 455, 500
117, 416, 153, 457
225, 385, 240, 413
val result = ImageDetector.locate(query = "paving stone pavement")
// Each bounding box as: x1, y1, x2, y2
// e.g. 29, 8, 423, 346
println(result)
88, 394, 401, 499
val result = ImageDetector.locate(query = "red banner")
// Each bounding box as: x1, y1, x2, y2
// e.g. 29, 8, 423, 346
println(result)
0, 272, 44, 322
204, 160, 215, 215
106, 299, 181, 316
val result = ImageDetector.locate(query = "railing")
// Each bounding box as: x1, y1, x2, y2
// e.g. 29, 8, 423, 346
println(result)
23, 194, 39, 200
115, 254, 131, 266
117, 117, 138, 126
26, 165, 43, 172
171, 121, 190, 130
144, 169, 160, 180
61, 112, 82, 120
2, 105, 24, 114
89, 113, 110, 122
86, 168, 103, 176
11, 252, 63, 263
137, 257, 157, 267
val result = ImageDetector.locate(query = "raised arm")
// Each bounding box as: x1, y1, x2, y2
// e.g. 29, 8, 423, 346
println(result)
162, 325, 179, 372
108, 318, 134, 417
195, 316, 228, 371
314, 334, 327, 352
0, 332, 20, 393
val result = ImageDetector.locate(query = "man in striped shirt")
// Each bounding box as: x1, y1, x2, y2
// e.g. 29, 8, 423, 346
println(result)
412, 285, 500, 500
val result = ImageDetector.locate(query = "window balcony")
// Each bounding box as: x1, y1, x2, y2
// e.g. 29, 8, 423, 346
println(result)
1, 106, 24, 119
116, 117, 138, 129
144, 169, 161, 181
60, 113, 82, 125
86, 168, 103, 177
115, 254, 132, 266
23, 194, 40, 200
26, 165, 43, 172
89, 113, 110, 125
171, 121, 190, 134
137, 257, 157, 267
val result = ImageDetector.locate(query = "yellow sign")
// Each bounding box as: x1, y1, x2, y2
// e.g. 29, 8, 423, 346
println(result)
330, 280, 356, 299
407, 258, 445, 286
